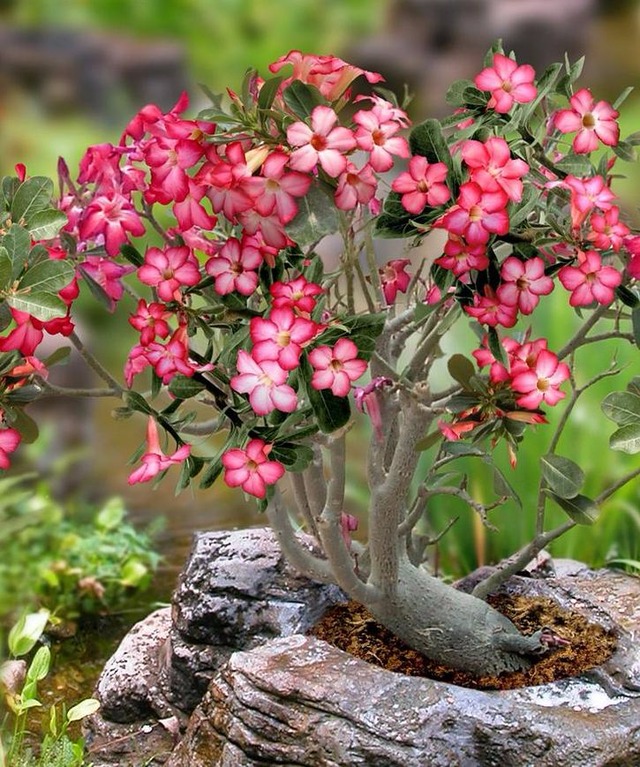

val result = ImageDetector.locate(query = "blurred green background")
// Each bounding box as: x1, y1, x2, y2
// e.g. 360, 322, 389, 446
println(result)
1, 0, 640, 579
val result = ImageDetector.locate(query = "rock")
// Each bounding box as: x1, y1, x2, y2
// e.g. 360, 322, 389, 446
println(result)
88, 528, 640, 767
93, 607, 175, 724
165, 527, 344, 712
167, 559, 640, 767
168, 632, 640, 767
86, 527, 343, 765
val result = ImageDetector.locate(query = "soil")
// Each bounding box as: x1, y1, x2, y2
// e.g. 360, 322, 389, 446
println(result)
310, 594, 617, 690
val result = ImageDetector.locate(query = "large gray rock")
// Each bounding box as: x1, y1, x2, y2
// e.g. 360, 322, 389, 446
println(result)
168, 631, 640, 767
167, 560, 640, 767
166, 527, 344, 712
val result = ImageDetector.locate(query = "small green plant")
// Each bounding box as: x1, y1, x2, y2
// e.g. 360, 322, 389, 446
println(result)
1, 610, 100, 767
0, 478, 162, 624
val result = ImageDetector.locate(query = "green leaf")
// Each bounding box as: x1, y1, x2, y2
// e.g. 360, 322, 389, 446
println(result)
553, 154, 593, 177
415, 429, 442, 452
409, 119, 454, 177
2, 224, 31, 278
66, 698, 100, 722
19, 259, 75, 294
43, 345, 71, 367
493, 466, 521, 508
617, 284, 640, 309
199, 457, 223, 489
8, 408, 40, 443
547, 491, 600, 525
96, 498, 126, 530
287, 182, 339, 250
634, 307, 640, 351
307, 385, 351, 433
120, 243, 144, 267
540, 453, 584, 499
8, 609, 50, 657
509, 184, 538, 229
119, 559, 148, 587
609, 423, 640, 454
612, 140, 637, 163
447, 354, 475, 389
168, 375, 206, 400
27, 645, 51, 683
271, 442, 315, 472
0, 247, 11, 291
442, 441, 487, 457
11, 177, 54, 225
487, 327, 506, 365
5, 292, 67, 321
282, 81, 325, 120
125, 391, 155, 416
601, 391, 640, 425
26, 209, 67, 240
258, 75, 284, 111
613, 86, 634, 110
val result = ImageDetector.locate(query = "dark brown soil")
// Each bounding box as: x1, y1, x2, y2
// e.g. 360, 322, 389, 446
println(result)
310, 595, 617, 690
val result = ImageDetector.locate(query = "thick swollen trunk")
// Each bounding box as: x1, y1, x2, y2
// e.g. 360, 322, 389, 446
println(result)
364, 556, 543, 677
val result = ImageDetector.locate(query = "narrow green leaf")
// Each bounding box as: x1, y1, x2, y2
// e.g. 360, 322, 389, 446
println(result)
613, 86, 634, 110
307, 385, 351, 433
415, 429, 441, 452
258, 75, 284, 111
10, 177, 54, 225
609, 423, 640, 454
168, 375, 206, 400
125, 391, 155, 416
601, 391, 640, 425
19, 259, 74, 294
612, 141, 637, 163
540, 453, 584, 499
8, 408, 40, 443
5, 292, 67, 322
487, 327, 506, 365
547, 491, 600, 525
493, 466, 522, 508
27, 646, 51, 682
199, 457, 223, 489
442, 441, 487, 458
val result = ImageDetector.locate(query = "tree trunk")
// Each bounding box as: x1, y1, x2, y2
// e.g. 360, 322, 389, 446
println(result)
364, 555, 543, 677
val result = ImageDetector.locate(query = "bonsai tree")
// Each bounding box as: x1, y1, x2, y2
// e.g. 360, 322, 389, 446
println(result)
1, 44, 639, 677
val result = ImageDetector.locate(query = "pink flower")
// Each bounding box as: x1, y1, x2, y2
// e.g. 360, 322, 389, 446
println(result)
391, 157, 450, 214
138, 246, 200, 302
554, 88, 619, 154
461, 137, 529, 202
78, 192, 145, 256
587, 207, 629, 252
308, 338, 367, 397
497, 256, 554, 314
436, 235, 489, 277
129, 299, 172, 346
474, 53, 537, 113
510, 349, 570, 409
270, 276, 323, 316
464, 287, 518, 328
334, 162, 378, 210
128, 417, 191, 485
353, 104, 409, 172
0, 427, 21, 469
253, 151, 312, 223
558, 251, 622, 306
205, 236, 262, 296
379, 259, 411, 304
230, 350, 298, 415
564, 175, 616, 230
437, 182, 509, 246
287, 105, 356, 177
221, 438, 285, 499
250, 308, 318, 370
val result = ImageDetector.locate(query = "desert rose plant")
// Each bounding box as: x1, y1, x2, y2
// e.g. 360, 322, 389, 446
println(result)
1, 43, 640, 677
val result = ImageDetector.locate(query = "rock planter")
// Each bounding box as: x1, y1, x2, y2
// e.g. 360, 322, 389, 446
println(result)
85, 528, 640, 767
